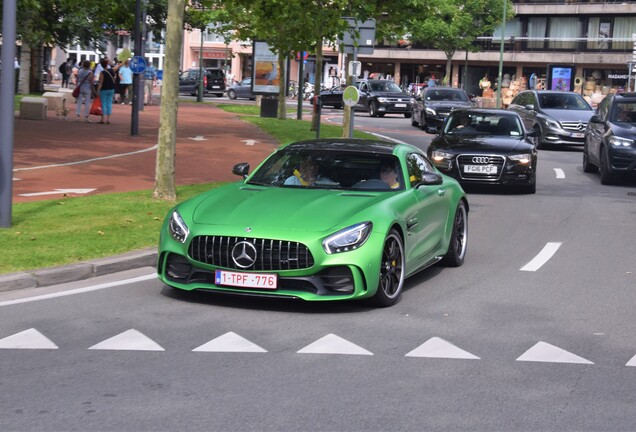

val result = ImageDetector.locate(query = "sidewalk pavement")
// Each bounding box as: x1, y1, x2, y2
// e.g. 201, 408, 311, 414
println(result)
1, 98, 281, 292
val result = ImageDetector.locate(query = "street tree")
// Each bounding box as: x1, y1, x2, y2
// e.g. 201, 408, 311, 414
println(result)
406, 0, 515, 87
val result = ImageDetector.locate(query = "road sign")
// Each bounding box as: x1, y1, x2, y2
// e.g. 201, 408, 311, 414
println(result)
343, 85, 360, 107
129, 56, 146, 74
348, 61, 362, 77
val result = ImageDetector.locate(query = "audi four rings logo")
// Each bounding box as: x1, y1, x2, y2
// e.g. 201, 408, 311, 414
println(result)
472, 156, 490, 164
231, 241, 257, 269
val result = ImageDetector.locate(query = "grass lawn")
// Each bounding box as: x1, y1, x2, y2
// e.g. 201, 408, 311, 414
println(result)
0, 101, 377, 274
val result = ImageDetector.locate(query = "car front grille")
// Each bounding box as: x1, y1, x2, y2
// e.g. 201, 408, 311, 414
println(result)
188, 236, 315, 271
560, 121, 587, 132
457, 154, 506, 181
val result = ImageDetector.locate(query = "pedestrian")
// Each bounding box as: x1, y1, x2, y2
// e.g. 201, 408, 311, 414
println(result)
75, 60, 95, 122
144, 60, 157, 105
59, 58, 72, 87
118, 59, 133, 104
96, 58, 122, 124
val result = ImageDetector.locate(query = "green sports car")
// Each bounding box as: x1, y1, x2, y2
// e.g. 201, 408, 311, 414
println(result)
157, 138, 468, 307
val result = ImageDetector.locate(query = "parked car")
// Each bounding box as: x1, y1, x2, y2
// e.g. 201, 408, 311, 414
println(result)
354, 80, 414, 118
411, 87, 475, 133
178, 67, 226, 97
314, 84, 346, 109
427, 109, 538, 194
158, 138, 468, 307
227, 77, 256, 100
508, 90, 594, 149
583, 92, 636, 184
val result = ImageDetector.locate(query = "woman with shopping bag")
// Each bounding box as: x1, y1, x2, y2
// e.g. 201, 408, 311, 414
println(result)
95, 58, 123, 124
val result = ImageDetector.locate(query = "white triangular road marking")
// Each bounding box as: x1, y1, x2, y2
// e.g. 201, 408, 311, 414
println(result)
626, 354, 636, 367
88, 329, 164, 351
193, 332, 267, 353
297, 334, 373, 355
405, 337, 480, 359
516, 341, 593, 364
0, 328, 58, 349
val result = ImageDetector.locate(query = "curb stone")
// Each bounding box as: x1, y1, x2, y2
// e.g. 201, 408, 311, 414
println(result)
0, 248, 158, 293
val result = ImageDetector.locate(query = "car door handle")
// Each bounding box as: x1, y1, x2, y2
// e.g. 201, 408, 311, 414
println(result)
437, 189, 446, 196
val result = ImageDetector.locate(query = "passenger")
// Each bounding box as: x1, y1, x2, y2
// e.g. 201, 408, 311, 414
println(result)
452, 116, 476, 133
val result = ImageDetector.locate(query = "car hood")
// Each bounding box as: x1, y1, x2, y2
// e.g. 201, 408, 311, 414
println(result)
190, 183, 385, 232
372, 92, 411, 99
612, 122, 636, 137
541, 109, 594, 122
432, 135, 534, 153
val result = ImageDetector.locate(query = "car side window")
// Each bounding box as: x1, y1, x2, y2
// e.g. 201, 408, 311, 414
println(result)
407, 153, 435, 187
598, 96, 612, 120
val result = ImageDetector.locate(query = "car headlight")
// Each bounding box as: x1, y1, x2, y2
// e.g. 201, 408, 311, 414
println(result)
508, 153, 532, 164
426, 107, 437, 116
544, 118, 560, 129
377, 97, 387, 103
323, 222, 373, 254
169, 210, 190, 243
608, 136, 634, 147
431, 150, 454, 161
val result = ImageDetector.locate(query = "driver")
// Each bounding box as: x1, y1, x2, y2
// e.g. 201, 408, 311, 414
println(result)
284, 157, 319, 186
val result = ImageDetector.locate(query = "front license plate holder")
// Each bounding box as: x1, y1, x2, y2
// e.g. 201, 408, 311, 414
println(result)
395, 103, 407, 108
215, 270, 277, 290
464, 165, 498, 174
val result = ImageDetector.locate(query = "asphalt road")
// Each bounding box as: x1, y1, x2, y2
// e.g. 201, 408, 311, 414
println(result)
1, 110, 636, 431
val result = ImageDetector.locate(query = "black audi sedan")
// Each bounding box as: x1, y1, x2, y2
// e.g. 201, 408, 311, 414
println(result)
411, 87, 475, 133
427, 109, 538, 194
583, 92, 636, 185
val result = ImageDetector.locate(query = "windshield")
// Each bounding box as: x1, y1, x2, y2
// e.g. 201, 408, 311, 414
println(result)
247, 149, 404, 191
369, 81, 404, 93
426, 89, 469, 102
538, 93, 592, 110
611, 101, 636, 123
444, 113, 522, 137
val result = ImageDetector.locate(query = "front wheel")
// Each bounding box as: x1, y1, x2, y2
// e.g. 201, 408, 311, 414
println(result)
582, 146, 598, 173
371, 230, 405, 307
599, 147, 615, 185
441, 201, 468, 267
227, 89, 237, 100
369, 101, 379, 117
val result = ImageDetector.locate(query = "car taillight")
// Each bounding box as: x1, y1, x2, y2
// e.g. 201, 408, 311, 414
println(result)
204, 75, 208, 87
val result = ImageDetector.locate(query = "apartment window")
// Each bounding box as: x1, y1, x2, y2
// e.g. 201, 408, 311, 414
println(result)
612, 17, 636, 51
587, 18, 612, 50
493, 18, 522, 39
527, 17, 547, 49
548, 17, 582, 49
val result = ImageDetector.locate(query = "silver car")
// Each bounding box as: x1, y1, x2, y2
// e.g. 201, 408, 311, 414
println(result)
508, 90, 594, 149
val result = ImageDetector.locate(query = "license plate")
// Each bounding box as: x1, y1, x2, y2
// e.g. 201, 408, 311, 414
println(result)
395, 103, 407, 108
212, 86, 220, 89
215, 270, 277, 289
464, 165, 498, 174
571, 132, 584, 138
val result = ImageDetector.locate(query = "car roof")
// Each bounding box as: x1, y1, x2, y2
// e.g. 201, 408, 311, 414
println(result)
614, 92, 636, 100
282, 138, 401, 155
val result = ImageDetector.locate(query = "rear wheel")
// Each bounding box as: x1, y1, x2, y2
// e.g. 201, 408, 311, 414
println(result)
441, 201, 468, 267
371, 230, 405, 307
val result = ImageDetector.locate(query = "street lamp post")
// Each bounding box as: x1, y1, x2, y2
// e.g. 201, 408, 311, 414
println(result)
496, 0, 507, 108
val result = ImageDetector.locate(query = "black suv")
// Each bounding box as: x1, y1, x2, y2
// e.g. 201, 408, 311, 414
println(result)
583, 92, 636, 184
411, 87, 474, 133
508, 90, 594, 149
179, 67, 226, 97
354, 80, 413, 118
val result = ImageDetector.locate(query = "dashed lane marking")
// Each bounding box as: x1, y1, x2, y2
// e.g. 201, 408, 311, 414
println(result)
520, 242, 562, 272
405, 337, 480, 360
516, 341, 594, 365
88, 329, 164, 351
554, 168, 565, 179
297, 333, 373, 356
0, 328, 58, 349
193, 331, 267, 353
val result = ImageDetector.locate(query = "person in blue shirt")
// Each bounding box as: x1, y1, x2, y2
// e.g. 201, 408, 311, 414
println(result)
118, 59, 133, 104
144, 61, 157, 105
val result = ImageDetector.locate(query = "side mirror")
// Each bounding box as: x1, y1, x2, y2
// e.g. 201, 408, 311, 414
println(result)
589, 114, 603, 123
232, 162, 250, 179
417, 172, 444, 187
524, 104, 536, 111
526, 128, 539, 137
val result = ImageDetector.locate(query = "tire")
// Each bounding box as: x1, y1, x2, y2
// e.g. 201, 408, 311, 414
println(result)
404, 112, 412, 119
215, 93, 223, 97
371, 229, 405, 307
333, 103, 343, 109
599, 147, 615, 185
441, 201, 468, 267
227, 89, 237, 100
411, 112, 418, 127
534, 126, 545, 150
518, 181, 536, 194
582, 145, 598, 173
369, 101, 379, 117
